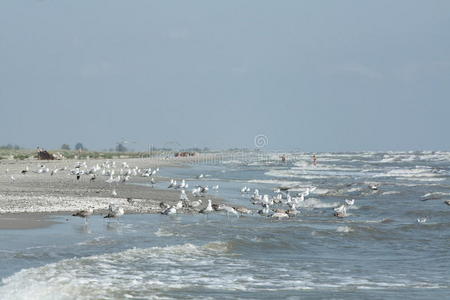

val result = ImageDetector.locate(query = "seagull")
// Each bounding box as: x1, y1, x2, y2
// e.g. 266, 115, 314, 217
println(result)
180, 189, 189, 201
150, 177, 156, 187
72, 207, 94, 224
200, 199, 214, 214
216, 204, 239, 217
177, 179, 187, 189
175, 201, 183, 210
270, 211, 289, 219
160, 202, 170, 210
104, 204, 124, 219
112, 189, 117, 197
168, 179, 176, 188
10, 175, 16, 182
106, 176, 114, 184
258, 203, 271, 216
189, 199, 202, 208
345, 199, 355, 206
417, 217, 427, 224
334, 204, 347, 218
233, 206, 252, 215
192, 187, 201, 197
161, 206, 177, 215
369, 184, 379, 191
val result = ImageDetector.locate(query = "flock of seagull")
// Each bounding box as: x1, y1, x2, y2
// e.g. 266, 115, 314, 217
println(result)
158, 177, 357, 220
5, 160, 438, 225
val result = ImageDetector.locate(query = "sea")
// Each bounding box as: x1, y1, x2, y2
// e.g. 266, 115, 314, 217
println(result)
1, 151, 450, 299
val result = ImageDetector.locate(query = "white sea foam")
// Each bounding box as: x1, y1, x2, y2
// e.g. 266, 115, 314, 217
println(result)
382, 191, 401, 195
2, 240, 436, 298
296, 198, 338, 209
422, 192, 450, 199
336, 226, 353, 233
0, 242, 232, 300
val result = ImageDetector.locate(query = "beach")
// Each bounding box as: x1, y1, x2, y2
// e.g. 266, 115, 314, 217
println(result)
1, 151, 450, 299
0, 156, 221, 229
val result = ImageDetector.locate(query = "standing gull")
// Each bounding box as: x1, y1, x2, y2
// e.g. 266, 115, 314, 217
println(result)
72, 207, 94, 224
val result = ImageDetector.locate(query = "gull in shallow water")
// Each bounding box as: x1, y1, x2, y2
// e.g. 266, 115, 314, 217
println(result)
369, 184, 379, 191
270, 211, 290, 220
72, 207, 94, 224
333, 204, 347, 218
161, 206, 177, 215
168, 179, 176, 188
241, 186, 251, 194
234, 206, 252, 215
345, 199, 355, 206
104, 204, 124, 220
417, 217, 427, 224
189, 199, 202, 208
216, 204, 239, 218
199, 199, 214, 214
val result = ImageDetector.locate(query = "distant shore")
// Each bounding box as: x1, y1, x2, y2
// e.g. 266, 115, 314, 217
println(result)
0, 156, 222, 229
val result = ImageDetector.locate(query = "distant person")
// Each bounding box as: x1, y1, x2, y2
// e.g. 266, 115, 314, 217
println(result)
312, 154, 317, 166
281, 155, 286, 162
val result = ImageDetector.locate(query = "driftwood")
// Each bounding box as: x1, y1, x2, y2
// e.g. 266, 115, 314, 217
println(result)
174, 152, 196, 157
37, 150, 55, 160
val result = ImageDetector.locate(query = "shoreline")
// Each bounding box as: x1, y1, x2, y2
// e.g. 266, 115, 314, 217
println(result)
0, 213, 60, 230
0, 156, 222, 230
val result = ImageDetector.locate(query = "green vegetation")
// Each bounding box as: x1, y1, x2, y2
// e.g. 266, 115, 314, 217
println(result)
0, 146, 180, 161
13, 154, 30, 160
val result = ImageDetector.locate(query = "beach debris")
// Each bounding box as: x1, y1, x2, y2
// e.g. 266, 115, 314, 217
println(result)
36, 149, 55, 160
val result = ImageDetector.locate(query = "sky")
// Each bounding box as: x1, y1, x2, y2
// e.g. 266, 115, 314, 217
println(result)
1, 0, 449, 152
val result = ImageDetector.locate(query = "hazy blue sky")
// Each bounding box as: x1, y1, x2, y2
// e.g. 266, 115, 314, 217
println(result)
1, 0, 449, 151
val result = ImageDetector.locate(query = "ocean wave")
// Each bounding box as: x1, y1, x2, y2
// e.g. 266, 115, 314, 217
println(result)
0, 242, 233, 300
422, 192, 450, 200
336, 226, 353, 233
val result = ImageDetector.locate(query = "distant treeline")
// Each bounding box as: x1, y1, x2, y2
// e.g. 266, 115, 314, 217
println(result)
0, 144, 21, 150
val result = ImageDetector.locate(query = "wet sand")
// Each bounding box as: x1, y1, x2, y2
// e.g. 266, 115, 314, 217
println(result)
0, 213, 59, 230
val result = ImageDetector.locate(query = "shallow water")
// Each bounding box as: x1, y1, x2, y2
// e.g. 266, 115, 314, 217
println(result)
1, 151, 450, 299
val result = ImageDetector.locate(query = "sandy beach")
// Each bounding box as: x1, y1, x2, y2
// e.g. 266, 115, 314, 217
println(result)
0, 156, 221, 229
